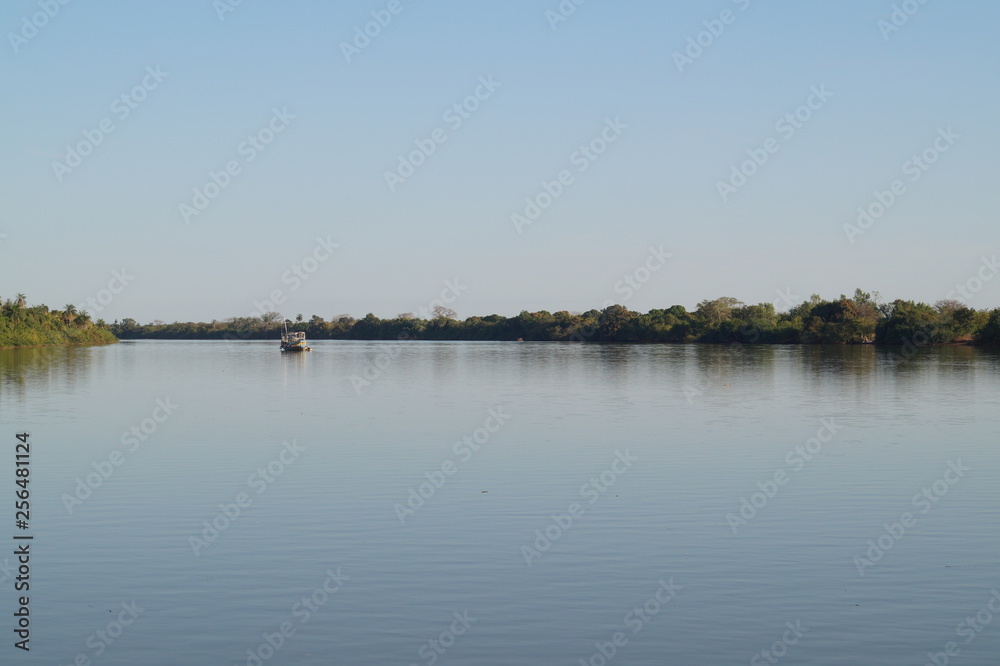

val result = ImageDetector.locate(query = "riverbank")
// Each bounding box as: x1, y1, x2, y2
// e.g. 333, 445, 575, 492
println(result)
0, 328, 117, 348
110, 293, 1000, 346
0, 298, 118, 348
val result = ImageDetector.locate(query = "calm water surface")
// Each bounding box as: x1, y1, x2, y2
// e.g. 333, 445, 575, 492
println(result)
1, 341, 998, 664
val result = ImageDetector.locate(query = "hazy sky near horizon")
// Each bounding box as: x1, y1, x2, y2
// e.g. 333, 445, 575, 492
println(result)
2, 0, 998, 323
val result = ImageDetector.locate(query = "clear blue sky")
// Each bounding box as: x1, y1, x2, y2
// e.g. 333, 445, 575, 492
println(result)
2, 0, 997, 323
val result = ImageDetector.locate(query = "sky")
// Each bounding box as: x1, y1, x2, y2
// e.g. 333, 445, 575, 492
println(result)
1, 0, 998, 323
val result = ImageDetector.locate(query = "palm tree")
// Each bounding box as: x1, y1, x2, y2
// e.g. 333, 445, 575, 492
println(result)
63, 304, 77, 324
15, 293, 26, 309
75, 311, 92, 327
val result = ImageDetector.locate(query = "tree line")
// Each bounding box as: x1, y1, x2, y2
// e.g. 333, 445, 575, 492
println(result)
0, 295, 117, 347
105, 290, 1000, 347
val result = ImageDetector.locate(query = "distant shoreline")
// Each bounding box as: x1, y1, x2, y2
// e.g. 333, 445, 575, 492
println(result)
108, 338, 993, 348
5, 293, 999, 348
107, 293, 1000, 347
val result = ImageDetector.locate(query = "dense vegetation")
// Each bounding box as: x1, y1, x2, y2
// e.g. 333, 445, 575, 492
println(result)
0, 295, 117, 347
108, 290, 1000, 347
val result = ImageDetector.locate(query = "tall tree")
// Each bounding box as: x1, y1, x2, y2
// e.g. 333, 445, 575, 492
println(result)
598, 304, 632, 340
433, 306, 457, 320
696, 297, 743, 324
